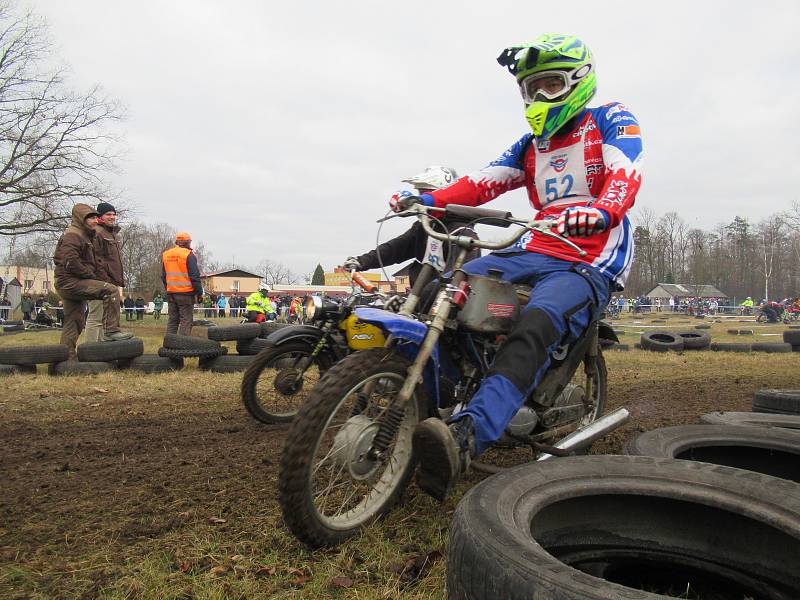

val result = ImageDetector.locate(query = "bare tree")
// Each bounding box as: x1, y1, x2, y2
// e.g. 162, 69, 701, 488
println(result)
255, 259, 300, 287
0, 2, 123, 238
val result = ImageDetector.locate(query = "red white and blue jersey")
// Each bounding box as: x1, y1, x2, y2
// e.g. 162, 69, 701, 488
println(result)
422, 103, 643, 286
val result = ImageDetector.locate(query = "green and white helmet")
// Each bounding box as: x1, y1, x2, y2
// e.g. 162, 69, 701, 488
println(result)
497, 34, 596, 139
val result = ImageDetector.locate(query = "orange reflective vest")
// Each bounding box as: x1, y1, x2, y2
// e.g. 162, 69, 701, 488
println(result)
162, 246, 194, 293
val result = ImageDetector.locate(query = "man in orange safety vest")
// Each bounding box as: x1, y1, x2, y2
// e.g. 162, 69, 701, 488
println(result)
161, 231, 203, 336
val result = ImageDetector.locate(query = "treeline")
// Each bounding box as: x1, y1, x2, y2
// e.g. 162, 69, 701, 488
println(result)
626, 204, 800, 301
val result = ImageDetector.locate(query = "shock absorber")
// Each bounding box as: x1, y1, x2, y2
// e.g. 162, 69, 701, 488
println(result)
368, 402, 406, 460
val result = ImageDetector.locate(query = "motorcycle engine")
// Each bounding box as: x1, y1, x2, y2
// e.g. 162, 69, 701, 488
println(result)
540, 383, 587, 428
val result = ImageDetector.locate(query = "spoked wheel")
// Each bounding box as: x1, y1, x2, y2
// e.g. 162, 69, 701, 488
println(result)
278, 347, 427, 548
473, 350, 607, 473
240, 341, 332, 424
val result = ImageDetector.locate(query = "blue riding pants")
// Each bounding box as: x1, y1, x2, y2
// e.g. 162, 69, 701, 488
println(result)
457, 252, 611, 454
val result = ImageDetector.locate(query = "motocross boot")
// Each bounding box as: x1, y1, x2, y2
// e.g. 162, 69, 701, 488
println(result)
413, 415, 475, 501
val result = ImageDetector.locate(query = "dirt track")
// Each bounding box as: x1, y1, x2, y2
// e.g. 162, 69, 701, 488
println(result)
1, 322, 799, 598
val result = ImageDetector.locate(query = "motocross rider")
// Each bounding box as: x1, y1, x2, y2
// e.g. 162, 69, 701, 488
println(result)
245, 283, 275, 323
402, 34, 643, 501
342, 166, 479, 285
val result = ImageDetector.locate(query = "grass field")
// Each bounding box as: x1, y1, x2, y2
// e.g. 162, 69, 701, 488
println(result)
1, 313, 798, 599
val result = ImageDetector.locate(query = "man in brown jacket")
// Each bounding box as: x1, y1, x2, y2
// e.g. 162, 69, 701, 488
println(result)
85, 202, 126, 342
54, 204, 131, 359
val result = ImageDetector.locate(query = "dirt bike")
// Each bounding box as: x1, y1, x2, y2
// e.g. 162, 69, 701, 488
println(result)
240, 272, 388, 424
277, 203, 629, 548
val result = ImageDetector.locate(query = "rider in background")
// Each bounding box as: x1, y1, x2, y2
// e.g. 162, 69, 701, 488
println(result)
740, 296, 754, 315
245, 283, 274, 323
403, 34, 643, 501
342, 166, 479, 285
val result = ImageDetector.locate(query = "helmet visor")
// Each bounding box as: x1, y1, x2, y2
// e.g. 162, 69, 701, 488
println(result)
519, 71, 570, 104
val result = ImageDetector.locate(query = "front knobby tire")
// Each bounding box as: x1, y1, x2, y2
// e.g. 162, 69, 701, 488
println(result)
240, 341, 332, 424
278, 347, 427, 548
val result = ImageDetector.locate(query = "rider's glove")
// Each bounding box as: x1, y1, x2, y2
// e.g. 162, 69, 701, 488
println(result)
384, 295, 404, 313
389, 190, 420, 213
342, 256, 361, 271
556, 207, 608, 237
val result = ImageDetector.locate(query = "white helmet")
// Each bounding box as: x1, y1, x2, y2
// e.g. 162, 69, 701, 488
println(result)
402, 165, 459, 192
259, 280, 270, 293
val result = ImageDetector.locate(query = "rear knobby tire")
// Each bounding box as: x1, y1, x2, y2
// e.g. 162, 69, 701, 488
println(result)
241, 341, 332, 423
278, 347, 427, 548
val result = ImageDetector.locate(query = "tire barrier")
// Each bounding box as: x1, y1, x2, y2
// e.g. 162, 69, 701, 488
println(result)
199, 354, 254, 373
673, 330, 711, 350
118, 354, 184, 373
701, 411, 800, 430
750, 342, 792, 353
624, 424, 800, 483
0, 344, 69, 365
752, 389, 800, 415
447, 456, 800, 599
206, 323, 262, 342
709, 342, 751, 352
639, 331, 684, 352
77, 338, 144, 362
48, 360, 114, 376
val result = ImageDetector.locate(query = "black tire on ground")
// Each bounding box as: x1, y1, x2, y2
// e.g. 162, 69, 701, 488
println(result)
793, 345, 800, 353
738, 329, 755, 335
157, 346, 228, 360
447, 455, 800, 600
694, 324, 711, 329
701, 411, 800, 430
2, 323, 24, 332
608, 343, 629, 351
726, 328, 740, 335
624, 424, 800, 483
0, 344, 69, 365
77, 338, 144, 362
48, 360, 113, 376
673, 330, 711, 350
783, 330, 800, 345
241, 341, 334, 424
199, 354, 254, 373
278, 348, 426, 548
752, 389, 800, 415
639, 331, 684, 352
161, 333, 221, 351
0, 363, 36, 375
206, 323, 262, 341
709, 342, 751, 352
120, 354, 184, 373
236, 337, 271, 356
193, 319, 214, 327
259, 321, 291, 338
751, 342, 792, 353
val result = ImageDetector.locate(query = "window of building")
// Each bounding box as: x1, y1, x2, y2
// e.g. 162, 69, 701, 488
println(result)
24, 280, 33, 291
42, 280, 50, 291
232, 280, 240, 291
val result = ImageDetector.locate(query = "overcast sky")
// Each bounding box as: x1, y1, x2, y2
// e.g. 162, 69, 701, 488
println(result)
23, 0, 800, 278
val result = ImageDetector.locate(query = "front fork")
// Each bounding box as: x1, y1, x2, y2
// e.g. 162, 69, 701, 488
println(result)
369, 253, 470, 459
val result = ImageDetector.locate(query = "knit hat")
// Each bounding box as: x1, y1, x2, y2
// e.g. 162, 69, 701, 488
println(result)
96, 202, 116, 216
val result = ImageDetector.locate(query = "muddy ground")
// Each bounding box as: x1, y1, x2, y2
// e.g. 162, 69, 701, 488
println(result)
1, 317, 798, 599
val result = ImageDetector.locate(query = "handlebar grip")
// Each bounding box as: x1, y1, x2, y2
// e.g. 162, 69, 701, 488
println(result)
351, 272, 378, 293
445, 204, 513, 226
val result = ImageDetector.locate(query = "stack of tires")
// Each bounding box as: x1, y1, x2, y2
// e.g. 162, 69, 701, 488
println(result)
784, 329, 800, 352
49, 338, 146, 375
0, 344, 69, 375
200, 322, 289, 373
639, 329, 711, 352
447, 389, 800, 599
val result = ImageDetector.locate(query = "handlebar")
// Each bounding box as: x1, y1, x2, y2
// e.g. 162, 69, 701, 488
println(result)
387, 204, 586, 256
349, 271, 378, 293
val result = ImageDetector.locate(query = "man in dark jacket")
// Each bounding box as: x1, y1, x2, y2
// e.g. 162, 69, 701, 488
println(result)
53, 204, 130, 359
20, 295, 34, 321
135, 296, 145, 320
161, 231, 203, 335
123, 296, 135, 321
86, 202, 127, 342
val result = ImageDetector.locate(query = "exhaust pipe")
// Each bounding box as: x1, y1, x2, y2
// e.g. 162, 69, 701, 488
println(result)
536, 407, 630, 461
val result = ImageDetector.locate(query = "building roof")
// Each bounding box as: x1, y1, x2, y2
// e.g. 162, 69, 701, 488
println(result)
646, 283, 728, 298
201, 268, 262, 279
